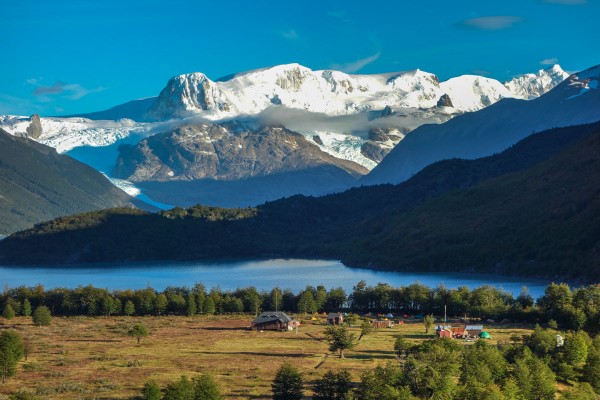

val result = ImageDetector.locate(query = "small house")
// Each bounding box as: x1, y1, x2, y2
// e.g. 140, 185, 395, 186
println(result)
451, 326, 466, 338
251, 312, 293, 331
327, 312, 344, 325
465, 325, 484, 338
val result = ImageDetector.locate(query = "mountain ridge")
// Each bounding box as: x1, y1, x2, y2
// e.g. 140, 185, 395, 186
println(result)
1, 121, 597, 281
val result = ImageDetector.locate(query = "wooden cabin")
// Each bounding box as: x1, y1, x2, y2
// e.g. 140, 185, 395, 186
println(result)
251, 312, 293, 331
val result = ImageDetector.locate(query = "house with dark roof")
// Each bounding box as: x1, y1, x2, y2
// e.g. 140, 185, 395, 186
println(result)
251, 311, 294, 331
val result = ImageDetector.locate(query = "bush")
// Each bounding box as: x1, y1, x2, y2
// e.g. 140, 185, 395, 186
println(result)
32, 306, 52, 326
272, 362, 303, 400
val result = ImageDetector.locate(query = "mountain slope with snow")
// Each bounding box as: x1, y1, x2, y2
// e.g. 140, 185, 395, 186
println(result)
145, 63, 568, 121
364, 65, 600, 185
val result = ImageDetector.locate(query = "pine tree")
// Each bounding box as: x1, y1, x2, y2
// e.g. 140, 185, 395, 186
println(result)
186, 293, 197, 317
192, 373, 222, 400
272, 363, 303, 400
124, 300, 135, 316
0, 331, 24, 383
141, 380, 161, 400
22, 299, 32, 317
32, 306, 51, 326
2, 304, 15, 320
313, 369, 352, 400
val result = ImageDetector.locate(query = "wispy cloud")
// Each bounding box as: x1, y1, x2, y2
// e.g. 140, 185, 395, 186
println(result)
280, 29, 299, 40
330, 52, 381, 73
327, 11, 353, 23
33, 81, 66, 96
461, 16, 523, 30
29, 80, 105, 100
543, 0, 586, 4
539, 57, 559, 65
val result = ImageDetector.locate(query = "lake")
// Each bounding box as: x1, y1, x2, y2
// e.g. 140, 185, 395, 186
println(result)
0, 259, 553, 299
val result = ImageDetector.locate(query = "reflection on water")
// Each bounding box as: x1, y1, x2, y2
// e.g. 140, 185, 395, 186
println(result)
0, 259, 551, 299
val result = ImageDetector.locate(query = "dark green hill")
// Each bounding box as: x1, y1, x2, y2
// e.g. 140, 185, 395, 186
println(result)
0, 128, 141, 235
1, 122, 598, 281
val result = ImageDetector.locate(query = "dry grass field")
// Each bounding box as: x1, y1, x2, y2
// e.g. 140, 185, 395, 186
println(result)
0, 315, 535, 399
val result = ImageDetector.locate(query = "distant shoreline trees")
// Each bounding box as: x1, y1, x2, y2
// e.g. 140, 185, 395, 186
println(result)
1, 281, 598, 333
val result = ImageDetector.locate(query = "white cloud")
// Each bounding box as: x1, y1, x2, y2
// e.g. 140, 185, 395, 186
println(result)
28, 80, 105, 100
539, 57, 559, 65
330, 52, 381, 73
461, 16, 523, 30
280, 29, 299, 40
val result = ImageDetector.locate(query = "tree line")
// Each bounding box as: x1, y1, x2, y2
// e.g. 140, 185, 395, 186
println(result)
1, 281, 599, 333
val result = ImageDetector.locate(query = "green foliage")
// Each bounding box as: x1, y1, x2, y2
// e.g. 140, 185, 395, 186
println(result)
271, 362, 303, 400
204, 297, 216, 315
141, 380, 161, 400
186, 293, 197, 317
0, 330, 24, 383
2, 304, 15, 319
355, 364, 414, 400
297, 289, 316, 314
128, 323, 149, 344
583, 338, 600, 393
313, 369, 352, 400
192, 373, 222, 400
423, 314, 434, 334
324, 326, 355, 358
164, 376, 194, 400
358, 320, 373, 340
394, 335, 412, 358
32, 306, 51, 326
459, 341, 507, 387
124, 300, 135, 316
562, 382, 600, 400
155, 294, 168, 316
513, 350, 557, 400
8, 392, 39, 400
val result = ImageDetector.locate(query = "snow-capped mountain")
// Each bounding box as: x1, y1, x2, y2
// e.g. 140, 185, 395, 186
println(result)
364, 64, 600, 186
0, 115, 148, 153
0, 63, 571, 208
146, 63, 568, 121
504, 64, 569, 99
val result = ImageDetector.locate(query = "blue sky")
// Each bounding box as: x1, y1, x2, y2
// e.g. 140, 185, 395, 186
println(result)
1, 0, 598, 116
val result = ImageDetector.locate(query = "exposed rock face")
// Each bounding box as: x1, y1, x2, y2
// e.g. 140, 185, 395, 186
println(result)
113, 123, 368, 182
361, 141, 389, 163
313, 135, 324, 146
381, 105, 392, 117
368, 128, 390, 142
25, 114, 43, 139
361, 127, 408, 163
437, 94, 454, 108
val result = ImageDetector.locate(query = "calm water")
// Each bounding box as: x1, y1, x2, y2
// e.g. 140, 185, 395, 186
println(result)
0, 259, 551, 299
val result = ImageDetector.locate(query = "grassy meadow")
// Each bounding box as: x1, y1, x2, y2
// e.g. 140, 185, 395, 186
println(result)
0, 315, 536, 399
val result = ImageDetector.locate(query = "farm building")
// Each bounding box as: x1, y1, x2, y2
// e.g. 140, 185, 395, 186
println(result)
465, 325, 484, 338
327, 312, 344, 325
451, 326, 466, 338
251, 312, 294, 331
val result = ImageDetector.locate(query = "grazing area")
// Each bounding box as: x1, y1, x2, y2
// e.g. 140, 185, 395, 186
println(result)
0, 315, 541, 399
